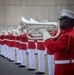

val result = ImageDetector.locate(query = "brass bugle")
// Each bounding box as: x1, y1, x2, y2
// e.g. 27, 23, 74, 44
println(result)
21, 17, 60, 39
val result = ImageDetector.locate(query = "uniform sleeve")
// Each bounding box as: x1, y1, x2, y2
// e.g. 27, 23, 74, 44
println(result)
44, 34, 70, 53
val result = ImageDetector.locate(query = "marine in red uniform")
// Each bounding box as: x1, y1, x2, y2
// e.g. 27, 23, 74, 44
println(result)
3, 33, 7, 58
47, 29, 64, 75
4, 32, 9, 59
36, 39, 46, 74
19, 33, 28, 67
8, 33, 15, 61
44, 9, 74, 75
6, 33, 10, 60
14, 35, 20, 65
27, 33, 36, 71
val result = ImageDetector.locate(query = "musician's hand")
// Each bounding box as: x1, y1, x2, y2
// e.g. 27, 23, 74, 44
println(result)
43, 31, 51, 41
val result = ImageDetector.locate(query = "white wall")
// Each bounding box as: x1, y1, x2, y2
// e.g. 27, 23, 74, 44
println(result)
0, 0, 73, 27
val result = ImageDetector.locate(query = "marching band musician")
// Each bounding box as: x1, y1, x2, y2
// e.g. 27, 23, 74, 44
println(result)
36, 38, 45, 74
18, 29, 28, 68
2, 31, 8, 58
5, 31, 11, 60
28, 28, 46, 74
4, 30, 11, 61
4, 31, 10, 59
43, 9, 74, 75
8, 31, 15, 61
14, 31, 21, 65
47, 29, 64, 75
27, 33, 36, 71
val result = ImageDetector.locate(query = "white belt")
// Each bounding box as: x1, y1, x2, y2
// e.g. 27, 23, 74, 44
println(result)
37, 40, 43, 42
20, 42, 26, 44
16, 40, 20, 42
55, 60, 70, 64
5, 39, 8, 40
28, 40, 34, 42
9, 40, 14, 41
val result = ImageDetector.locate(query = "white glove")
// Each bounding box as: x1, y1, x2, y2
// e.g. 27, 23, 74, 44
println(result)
38, 29, 47, 34
43, 31, 51, 41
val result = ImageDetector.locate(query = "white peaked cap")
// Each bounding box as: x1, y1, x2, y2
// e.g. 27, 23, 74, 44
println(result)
60, 9, 74, 19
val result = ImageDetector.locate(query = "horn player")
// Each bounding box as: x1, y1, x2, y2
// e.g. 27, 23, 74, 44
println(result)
43, 9, 74, 75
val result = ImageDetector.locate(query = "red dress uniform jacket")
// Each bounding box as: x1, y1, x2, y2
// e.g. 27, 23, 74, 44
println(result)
4, 35, 7, 45
9, 34, 15, 47
6, 35, 9, 46
3, 35, 6, 45
14, 36, 20, 48
44, 28, 74, 75
19, 34, 28, 50
37, 40, 45, 50
28, 39, 36, 49
47, 29, 64, 54
28, 33, 36, 49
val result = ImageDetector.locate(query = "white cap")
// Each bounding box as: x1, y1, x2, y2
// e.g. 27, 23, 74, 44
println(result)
59, 9, 74, 20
